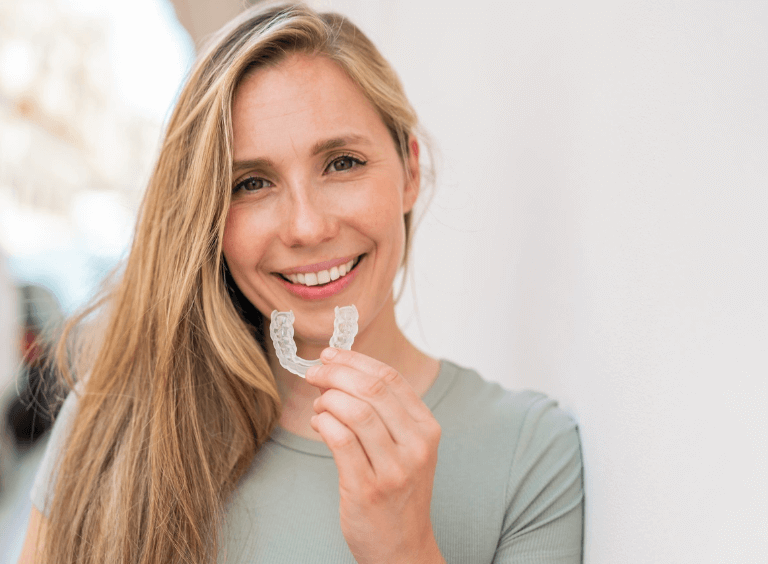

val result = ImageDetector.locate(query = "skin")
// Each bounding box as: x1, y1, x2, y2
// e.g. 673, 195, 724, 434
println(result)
17, 506, 43, 563
224, 54, 445, 564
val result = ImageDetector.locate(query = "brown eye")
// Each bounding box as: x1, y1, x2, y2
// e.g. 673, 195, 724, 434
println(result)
233, 176, 272, 193
326, 155, 366, 173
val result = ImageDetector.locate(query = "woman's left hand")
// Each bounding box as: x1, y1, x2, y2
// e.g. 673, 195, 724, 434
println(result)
305, 348, 445, 564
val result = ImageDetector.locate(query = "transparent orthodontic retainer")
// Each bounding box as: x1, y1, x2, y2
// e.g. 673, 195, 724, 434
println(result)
270, 305, 359, 378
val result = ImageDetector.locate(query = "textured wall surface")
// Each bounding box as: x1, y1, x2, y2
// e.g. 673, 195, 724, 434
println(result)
308, 1, 767, 562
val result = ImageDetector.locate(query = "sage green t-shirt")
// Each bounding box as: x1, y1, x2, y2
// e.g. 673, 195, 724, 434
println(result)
31, 360, 584, 563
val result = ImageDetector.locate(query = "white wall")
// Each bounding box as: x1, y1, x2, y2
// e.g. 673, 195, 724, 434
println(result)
314, 1, 768, 562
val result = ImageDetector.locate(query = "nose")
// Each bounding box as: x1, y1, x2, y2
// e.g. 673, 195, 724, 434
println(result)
279, 185, 339, 248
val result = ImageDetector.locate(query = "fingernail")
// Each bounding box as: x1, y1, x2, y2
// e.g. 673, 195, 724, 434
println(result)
322, 348, 338, 360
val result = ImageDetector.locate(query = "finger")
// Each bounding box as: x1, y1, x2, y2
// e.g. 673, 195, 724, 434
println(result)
307, 360, 418, 445
314, 389, 400, 476
309, 348, 435, 425
311, 411, 373, 488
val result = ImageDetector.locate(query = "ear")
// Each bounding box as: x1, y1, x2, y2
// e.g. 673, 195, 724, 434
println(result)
403, 136, 421, 214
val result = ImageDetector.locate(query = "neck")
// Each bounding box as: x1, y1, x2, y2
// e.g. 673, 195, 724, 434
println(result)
263, 292, 439, 439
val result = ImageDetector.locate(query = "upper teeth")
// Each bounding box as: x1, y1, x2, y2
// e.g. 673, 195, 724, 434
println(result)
285, 258, 357, 286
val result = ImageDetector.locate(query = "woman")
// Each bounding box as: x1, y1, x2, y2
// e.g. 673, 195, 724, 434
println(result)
19, 3, 583, 563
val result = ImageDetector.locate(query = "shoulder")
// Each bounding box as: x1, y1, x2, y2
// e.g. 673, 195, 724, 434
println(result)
46, 387, 81, 439
432, 359, 579, 448
30, 388, 82, 516
429, 360, 584, 560
432, 359, 582, 496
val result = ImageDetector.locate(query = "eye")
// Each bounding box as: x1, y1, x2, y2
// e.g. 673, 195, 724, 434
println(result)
325, 154, 366, 174
233, 176, 272, 194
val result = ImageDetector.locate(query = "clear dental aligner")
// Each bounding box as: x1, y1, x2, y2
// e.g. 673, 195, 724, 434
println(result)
270, 305, 359, 378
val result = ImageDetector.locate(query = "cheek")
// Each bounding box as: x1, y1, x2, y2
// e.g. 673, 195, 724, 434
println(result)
353, 181, 406, 235
221, 211, 241, 264
221, 206, 262, 271
354, 184, 408, 269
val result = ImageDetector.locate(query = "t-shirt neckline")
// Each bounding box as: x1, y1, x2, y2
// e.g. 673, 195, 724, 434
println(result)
268, 358, 459, 457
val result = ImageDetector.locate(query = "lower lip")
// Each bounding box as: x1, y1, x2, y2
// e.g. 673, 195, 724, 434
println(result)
275, 256, 363, 300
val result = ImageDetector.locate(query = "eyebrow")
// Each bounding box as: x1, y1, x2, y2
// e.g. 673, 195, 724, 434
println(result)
232, 157, 276, 177
232, 135, 371, 176
310, 134, 370, 156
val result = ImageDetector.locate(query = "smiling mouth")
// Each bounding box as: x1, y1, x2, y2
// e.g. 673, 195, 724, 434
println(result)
277, 255, 363, 287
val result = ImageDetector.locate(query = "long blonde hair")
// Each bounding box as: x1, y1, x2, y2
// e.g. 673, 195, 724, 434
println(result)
41, 3, 423, 563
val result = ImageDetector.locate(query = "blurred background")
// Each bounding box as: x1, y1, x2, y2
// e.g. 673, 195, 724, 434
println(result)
0, 0, 766, 562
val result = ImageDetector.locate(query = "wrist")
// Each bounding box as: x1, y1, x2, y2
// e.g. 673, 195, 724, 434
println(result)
412, 534, 445, 564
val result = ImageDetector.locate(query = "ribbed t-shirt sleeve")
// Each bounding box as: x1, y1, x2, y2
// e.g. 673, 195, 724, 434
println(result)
30, 391, 79, 517
493, 394, 584, 563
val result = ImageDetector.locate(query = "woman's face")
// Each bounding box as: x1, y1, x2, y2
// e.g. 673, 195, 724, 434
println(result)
223, 54, 419, 345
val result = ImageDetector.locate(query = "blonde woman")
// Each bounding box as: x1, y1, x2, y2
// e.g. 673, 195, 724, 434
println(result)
19, 3, 583, 563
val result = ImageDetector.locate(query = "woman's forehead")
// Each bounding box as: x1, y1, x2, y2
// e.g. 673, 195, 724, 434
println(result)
231, 54, 389, 160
